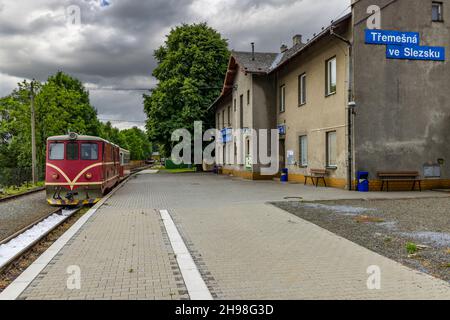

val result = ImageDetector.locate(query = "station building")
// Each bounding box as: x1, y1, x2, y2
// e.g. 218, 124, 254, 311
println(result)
210, 0, 450, 190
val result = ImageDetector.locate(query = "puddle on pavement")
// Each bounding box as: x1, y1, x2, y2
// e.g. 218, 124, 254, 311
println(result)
400, 231, 450, 247
301, 203, 376, 216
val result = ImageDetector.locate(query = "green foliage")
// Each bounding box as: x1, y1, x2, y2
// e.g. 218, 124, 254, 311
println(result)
0, 72, 101, 170
144, 23, 229, 156
406, 242, 418, 255
117, 127, 152, 161
0, 71, 152, 183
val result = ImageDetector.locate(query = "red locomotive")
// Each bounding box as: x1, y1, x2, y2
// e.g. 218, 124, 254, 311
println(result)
45, 133, 130, 206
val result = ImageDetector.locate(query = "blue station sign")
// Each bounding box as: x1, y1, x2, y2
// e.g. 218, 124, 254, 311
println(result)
386, 45, 445, 61
365, 29, 420, 46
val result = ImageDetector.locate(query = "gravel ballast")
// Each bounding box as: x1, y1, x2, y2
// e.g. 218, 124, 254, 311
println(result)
0, 191, 53, 241
272, 197, 450, 282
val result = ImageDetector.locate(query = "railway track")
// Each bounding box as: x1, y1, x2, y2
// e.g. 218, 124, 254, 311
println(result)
0, 207, 83, 273
0, 187, 45, 203
0, 167, 150, 275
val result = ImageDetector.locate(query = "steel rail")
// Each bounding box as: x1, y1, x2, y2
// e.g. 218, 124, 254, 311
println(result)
0, 187, 45, 203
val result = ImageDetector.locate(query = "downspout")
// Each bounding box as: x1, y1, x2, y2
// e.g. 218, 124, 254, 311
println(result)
330, 26, 354, 191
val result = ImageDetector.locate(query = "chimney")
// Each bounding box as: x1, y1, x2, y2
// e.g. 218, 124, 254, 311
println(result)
251, 42, 255, 61
293, 34, 303, 46
280, 44, 288, 53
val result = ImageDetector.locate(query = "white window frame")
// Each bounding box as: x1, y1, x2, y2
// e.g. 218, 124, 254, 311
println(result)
299, 73, 306, 105
326, 131, 337, 168
432, 2, 443, 22
299, 135, 308, 167
326, 57, 337, 96
280, 85, 286, 113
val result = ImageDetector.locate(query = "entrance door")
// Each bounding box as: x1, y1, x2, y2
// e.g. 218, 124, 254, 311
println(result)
279, 139, 285, 171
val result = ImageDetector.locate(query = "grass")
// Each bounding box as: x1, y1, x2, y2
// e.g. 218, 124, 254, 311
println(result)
164, 168, 197, 174
406, 242, 418, 255
0, 181, 44, 199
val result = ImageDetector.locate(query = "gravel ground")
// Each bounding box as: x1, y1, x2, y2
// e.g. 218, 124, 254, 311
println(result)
0, 191, 54, 241
272, 197, 450, 282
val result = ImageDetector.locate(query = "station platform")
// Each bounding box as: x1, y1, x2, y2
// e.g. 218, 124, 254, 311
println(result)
1, 171, 449, 300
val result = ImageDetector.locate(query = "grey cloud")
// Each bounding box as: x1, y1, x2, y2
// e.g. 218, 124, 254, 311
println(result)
0, 0, 349, 129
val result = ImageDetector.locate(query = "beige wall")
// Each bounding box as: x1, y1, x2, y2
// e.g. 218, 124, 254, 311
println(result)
215, 68, 254, 172
275, 35, 350, 183
233, 69, 253, 129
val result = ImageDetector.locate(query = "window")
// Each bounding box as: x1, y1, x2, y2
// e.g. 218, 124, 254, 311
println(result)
227, 106, 231, 126
279, 85, 286, 112
247, 90, 250, 105
299, 136, 308, 166
81, 143, 98, 160
222, 110, 225, 128
299, 73, 306, 105
217, 113, 220, 129
234, 99, 237, 112
66, 142, 79, 160
240, 94, 244, 128
49, 143, 64, 160
326, 131, 337, 167
326, 57, 337, 95
432, 2, 443, 21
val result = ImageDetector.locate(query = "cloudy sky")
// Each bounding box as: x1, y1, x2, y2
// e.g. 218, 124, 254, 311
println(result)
0, 0, 349, 130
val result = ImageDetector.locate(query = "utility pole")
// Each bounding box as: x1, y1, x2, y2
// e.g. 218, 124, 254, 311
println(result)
30, 80, 37, 184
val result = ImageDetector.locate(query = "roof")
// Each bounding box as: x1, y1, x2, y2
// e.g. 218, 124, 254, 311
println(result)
232, 51, 279, 74
269, 13, 351, 72
47, 134, 128, 152
209, 12, 352, 110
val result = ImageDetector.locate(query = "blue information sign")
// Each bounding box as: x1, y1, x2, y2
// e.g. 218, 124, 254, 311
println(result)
365, 29, 420, 46
278, 125, 286, 135
220, 128, 233, 143
386, 45, 445, 61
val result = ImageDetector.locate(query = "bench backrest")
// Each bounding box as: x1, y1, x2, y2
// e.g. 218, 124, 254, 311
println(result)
310, 169, 327, 175
377, 171, 420, 178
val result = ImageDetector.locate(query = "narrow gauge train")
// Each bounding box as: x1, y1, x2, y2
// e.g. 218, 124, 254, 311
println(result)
45, 133, 130, 206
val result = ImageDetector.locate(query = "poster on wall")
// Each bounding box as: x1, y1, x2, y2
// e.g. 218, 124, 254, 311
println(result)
287, 150, 295, 165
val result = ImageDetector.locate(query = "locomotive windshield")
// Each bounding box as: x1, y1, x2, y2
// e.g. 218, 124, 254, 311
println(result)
66, 142, 79, 160
81, 143, 99, 160
49, 143, 64, 160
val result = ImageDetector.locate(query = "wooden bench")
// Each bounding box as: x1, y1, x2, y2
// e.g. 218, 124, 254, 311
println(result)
377, 171, 422, 192
304, 169, 327, 187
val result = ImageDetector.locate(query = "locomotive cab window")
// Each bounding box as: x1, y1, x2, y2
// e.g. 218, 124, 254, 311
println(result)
66, 142, 79, 160
49, 143, 64, 160
81, 143, 99, 160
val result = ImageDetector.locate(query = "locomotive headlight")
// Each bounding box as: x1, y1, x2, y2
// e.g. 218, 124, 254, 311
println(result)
85, 173, 93, 180
52, 173, 59, 180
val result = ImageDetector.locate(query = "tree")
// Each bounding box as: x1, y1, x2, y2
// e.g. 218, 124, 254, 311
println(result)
144, 23, 229, 156
0, 72, 101, 171
118, 127, 152, 160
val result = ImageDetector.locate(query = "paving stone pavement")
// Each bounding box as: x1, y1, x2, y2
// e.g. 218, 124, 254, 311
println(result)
19, 205, 188, 300
15, 173, 450, 299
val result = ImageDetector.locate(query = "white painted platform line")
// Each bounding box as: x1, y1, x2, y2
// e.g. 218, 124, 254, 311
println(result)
159, 210, 213, 300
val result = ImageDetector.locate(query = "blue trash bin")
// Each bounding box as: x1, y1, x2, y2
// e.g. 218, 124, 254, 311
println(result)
356, 171, 369, 192
281, 168, 289, 182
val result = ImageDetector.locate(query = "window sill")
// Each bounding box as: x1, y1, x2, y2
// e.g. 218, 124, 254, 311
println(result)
299, 103, 306, 107
325, 92, 336, 98
326, 166, 338, 170
298, 165, 308, 168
